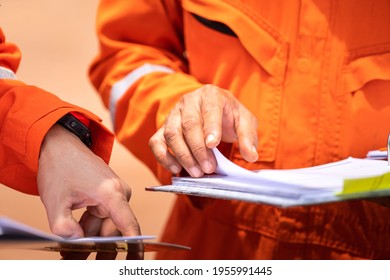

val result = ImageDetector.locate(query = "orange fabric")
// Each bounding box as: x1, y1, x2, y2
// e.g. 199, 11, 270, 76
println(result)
90, 0, 390, 259
0, 28, 114, 195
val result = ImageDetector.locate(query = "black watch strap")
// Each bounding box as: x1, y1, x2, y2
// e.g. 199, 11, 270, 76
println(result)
56, 113, 92, 148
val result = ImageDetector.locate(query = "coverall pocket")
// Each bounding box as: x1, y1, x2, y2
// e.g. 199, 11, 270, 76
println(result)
344, 50, 390, 94
343, 49, 390, 156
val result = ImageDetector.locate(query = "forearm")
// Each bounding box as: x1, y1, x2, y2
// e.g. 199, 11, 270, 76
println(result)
90, 0, 204, 178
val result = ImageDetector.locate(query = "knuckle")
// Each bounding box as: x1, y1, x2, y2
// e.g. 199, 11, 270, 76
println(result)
178, 94, 192, 107
173, 150, 192, 164
103, 177, 130, 200
50, 220, 68, 236
181, 117, 198, 133
203, 102, 217, 115
191, 144, 206, 157
153, 150, 169, 166
148, 134, 159, 148
203, 84, 216, 92
163, 126, 180, 143
121, 183, 132, 201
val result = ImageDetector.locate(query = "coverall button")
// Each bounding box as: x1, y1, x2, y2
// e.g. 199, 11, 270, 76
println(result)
297, 58, 311, 73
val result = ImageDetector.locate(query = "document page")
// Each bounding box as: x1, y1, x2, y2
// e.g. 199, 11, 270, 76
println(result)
189, 148, 390, 192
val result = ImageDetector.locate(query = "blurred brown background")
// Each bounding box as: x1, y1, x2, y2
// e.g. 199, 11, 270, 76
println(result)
0, 0, 174, 259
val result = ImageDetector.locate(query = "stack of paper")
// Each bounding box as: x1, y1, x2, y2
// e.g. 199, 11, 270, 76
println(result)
147, 148, 390, 207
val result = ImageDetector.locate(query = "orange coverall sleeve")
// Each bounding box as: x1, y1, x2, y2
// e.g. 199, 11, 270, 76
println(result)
89, 0, 203, 182
0, 28, 114, 195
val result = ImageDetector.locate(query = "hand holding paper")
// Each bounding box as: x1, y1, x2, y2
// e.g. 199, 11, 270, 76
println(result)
148, 84, 258, 177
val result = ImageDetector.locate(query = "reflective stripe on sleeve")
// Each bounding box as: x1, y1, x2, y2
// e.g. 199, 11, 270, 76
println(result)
0, 67, 16, 80
109, 63, 174, 128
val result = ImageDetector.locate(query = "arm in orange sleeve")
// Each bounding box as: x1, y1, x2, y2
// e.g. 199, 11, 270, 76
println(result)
89, 0, 203, 180
0, 28, 114, 195
0, 28, 143, 253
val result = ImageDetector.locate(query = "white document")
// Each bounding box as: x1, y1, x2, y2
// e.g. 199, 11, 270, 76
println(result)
0, 216, 190, 253
147, 148, 390, 207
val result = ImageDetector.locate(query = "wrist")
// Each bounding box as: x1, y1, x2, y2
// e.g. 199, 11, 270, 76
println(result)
39, 123, 93, 161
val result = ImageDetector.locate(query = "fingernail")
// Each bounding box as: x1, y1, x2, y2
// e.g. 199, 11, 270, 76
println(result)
170, 165, 181, 174
252, 145, 258, 154
202, 160, 214, 173
206, 134, 216, 145
252, 146, 258, 161
189, 167, 203, 177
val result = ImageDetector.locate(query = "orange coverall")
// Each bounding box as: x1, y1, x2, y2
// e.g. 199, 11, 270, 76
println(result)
90, 0, 390, 259
0, 28, 113, 195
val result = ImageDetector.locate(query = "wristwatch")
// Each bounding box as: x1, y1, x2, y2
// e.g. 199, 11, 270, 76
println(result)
56, 113, 92, 148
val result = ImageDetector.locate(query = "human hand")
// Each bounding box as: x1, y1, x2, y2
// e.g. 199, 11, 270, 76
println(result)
149, 84, 259, 177
37, 124, 142, 259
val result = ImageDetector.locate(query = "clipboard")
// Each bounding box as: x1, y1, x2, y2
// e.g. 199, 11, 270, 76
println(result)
0, 217, 190, 254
